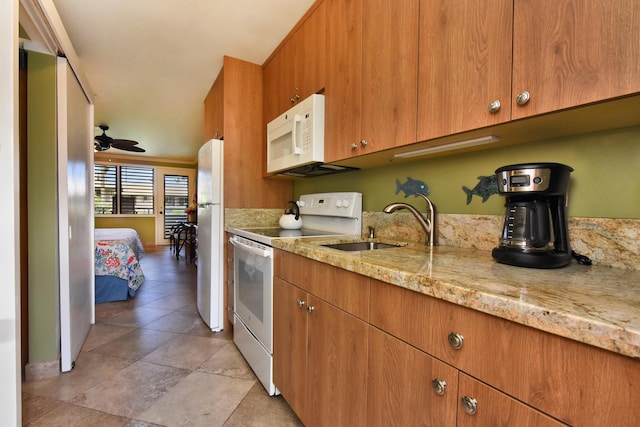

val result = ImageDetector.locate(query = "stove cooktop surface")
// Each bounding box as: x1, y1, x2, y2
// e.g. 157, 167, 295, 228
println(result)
228, 226, 355, 246
239, 227, 339, 238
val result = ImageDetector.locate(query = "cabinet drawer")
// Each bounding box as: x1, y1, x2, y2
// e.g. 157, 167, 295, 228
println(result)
275, 250, 370, 321
370, 279, 640, 426
457, 374, 567, 427
368, 327, 457, 427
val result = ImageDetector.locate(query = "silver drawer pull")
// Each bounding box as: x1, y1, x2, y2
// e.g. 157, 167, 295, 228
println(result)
447, 332, 464, 350
297, 299, 305, 308
431, 378, 446, 396
461, 396, 478, 415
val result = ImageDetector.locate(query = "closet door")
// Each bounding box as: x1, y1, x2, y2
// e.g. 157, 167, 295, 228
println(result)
57, 57, 94, 372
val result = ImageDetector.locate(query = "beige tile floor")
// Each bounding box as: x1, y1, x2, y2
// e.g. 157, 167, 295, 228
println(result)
22, 246, 303, 426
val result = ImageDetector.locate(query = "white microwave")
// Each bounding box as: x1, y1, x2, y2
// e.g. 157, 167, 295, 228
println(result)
267, 94, 325, 174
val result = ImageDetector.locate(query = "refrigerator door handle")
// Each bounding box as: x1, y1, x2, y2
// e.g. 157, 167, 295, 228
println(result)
198, 202, 219, 208
229, 236, 272, 258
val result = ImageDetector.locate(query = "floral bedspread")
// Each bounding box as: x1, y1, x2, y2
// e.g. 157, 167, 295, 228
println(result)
95, 239, 145, 291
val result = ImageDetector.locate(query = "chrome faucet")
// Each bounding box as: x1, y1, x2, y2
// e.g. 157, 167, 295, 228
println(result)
383, 193, 436, 246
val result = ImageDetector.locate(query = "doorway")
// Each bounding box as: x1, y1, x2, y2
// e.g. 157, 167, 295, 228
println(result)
155, 167, 196, 245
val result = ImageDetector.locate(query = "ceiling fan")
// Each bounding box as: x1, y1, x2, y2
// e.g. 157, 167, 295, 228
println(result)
94, 125, 145, 152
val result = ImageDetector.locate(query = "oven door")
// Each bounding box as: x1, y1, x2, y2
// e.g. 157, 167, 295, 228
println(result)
230, 235, 274, 353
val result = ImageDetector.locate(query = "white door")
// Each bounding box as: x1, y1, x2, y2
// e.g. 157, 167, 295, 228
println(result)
155, 167, 196, 245
58, 57, 94, 372
1, 1, 21, 422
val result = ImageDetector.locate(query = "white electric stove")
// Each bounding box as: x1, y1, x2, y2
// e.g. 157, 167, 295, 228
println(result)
227, 192, 362, 395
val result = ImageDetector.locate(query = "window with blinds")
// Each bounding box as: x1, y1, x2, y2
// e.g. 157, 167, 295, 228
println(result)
121, 166, 154, 214
94, 164, 117, 214
94, 164, 154, 215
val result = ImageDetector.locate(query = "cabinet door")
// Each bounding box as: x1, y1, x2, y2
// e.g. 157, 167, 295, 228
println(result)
512, 0, 640, 119
457, 374, 567, 427
273, 277, 308, 420
263, 3, 326, 124
204, 68, 224, 140
417, 0, 513, 141
360, 0, 419, 153
324, 0, 363, 163
306, 294, 368, 427
367, 327, 457, 427
293, 1, 326, 104
263, 42, 294, 123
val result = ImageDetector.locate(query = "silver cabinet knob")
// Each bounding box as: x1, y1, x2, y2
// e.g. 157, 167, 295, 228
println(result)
431, 378, 447, 396
515, 91, 530, 105
488, 99, 501, 113
360, 139, 368, 147
290, 88, 300, 104
461, 396, 478, 415
297, 299, 305, 308
447, 332, 464, 350
307, 305, 315, 313
350, 143, 358, 150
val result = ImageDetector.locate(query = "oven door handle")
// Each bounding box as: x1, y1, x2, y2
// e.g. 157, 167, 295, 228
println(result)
229, 236, 272, 258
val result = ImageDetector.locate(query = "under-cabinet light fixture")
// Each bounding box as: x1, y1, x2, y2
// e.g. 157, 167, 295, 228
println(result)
394, 135, 500, 159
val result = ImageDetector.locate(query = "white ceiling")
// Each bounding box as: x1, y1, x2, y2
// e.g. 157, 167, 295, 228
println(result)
50, 0, 316, 162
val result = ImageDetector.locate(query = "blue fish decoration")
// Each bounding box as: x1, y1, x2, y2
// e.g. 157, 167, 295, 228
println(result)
395, 177, 430, 198
462, 175, 499, 204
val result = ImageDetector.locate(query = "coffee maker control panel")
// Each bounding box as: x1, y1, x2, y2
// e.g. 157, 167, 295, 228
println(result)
497, 167, 552, 193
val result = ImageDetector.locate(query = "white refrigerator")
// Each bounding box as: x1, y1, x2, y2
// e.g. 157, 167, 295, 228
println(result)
197, 139, 224, 331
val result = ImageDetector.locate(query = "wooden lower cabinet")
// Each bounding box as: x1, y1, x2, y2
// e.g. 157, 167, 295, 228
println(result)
273, 276, 368, 427
368, 327, 564, 427
274, 253, 639, 426
273, 277, 307, 419
367, 327, 458, 427
370, 279, 640, 426
457, 374, 566, 427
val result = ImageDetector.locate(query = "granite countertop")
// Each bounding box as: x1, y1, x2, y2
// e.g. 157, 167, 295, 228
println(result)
272, 237, 640, 359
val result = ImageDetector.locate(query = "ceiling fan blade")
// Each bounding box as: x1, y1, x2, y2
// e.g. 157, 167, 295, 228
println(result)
94, 125, 145, 152
111, 139, 139, 146
113, 144, 146, 153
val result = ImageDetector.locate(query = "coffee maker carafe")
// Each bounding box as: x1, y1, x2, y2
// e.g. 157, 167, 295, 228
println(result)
492, 163, 573, 268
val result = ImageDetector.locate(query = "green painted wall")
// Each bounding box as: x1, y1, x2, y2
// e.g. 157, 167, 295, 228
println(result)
27, 51, 60, 363
294, 125, 640, 219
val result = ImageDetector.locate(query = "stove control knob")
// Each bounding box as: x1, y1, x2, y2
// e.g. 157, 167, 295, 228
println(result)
298, 201, 306, 207
336, 199, 343, 207
342, 199, 350, 208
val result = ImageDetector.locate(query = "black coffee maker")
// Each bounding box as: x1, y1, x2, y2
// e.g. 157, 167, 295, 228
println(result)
492, 163, 573, 268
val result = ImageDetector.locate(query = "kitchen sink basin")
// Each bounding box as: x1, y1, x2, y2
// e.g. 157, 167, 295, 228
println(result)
322, 241, 401, 251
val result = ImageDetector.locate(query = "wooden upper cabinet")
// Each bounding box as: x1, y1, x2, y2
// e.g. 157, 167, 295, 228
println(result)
204, 68, 224, 141
324, 0, 363, 163
263, 1, 326, 124
325, 0, 419, 163
417, 0, 513, 141
512, 0, 640, 119
293, 1, 326, 104
360, 0, 419, 153
204, 56, 292, 208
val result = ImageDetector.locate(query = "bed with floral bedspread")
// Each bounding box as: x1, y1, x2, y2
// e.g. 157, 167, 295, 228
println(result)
94, 228, 145, 303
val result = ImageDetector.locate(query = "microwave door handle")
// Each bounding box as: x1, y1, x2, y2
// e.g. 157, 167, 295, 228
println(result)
229, 236, 272, 258
292, 114, 303, 155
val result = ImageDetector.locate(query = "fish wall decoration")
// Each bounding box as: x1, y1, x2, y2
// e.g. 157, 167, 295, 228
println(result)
395, 177, 430, 198
462, 175, 499, 204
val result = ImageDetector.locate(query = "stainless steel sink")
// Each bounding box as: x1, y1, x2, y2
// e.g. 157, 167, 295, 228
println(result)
322, 241, 401, 251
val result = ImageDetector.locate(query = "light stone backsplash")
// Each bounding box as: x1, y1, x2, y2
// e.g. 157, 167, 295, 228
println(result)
226, 208, 640, 271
